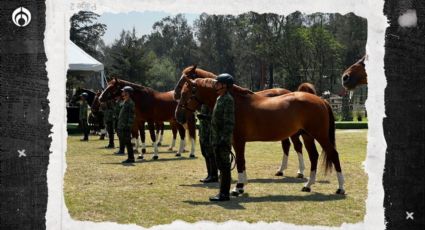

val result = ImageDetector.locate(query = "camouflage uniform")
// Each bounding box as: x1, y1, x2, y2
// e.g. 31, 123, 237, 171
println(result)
211, 92, 235, 170
117, 98, 135, 160
197, 105, 218, 183
79, 99, 89, 140
103, 100, 116, 148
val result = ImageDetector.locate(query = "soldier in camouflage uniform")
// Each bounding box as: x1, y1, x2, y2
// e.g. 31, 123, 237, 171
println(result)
103, 100, 116, 148
117, 86, 136, 163
113, 96, 124, 154
197, 105, 218, 183
79, 92, 89, 141
209, 73, 235, 202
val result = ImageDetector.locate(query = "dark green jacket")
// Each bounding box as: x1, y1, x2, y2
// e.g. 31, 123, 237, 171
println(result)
79, 100, 88, 120
117, 99, 135, 130
198, 104, 212, 145
103, 101, 115, 123
211, 92, 235, 146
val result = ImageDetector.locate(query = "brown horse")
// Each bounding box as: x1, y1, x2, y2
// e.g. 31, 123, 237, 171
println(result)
174, 66, 314, 178
175, 77, 345, 195
99, 78, 197, 160
342, 55, 367, 90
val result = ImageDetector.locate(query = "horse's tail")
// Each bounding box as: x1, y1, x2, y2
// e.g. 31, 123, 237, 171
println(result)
297, 83, 317, 95
323, 100, 336, 173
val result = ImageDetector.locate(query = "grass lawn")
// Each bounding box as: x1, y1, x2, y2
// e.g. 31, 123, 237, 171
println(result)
64, 130, 367, 227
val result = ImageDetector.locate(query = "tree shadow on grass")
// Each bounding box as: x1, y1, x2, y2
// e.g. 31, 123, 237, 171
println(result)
184, 192, 346, 210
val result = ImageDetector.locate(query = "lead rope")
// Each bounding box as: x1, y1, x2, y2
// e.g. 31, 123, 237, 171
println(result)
230, 150, 236, 171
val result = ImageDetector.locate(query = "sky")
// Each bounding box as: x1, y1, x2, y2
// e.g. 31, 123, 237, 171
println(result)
98, 11, 200, 45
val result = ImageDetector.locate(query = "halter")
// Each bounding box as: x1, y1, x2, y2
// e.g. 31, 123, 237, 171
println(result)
178, 84, 202, 113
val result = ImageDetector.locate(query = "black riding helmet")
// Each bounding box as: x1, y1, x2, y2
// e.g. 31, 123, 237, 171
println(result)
216, 73, 234, 87
121, 86, 134, 93
80, 92, 88, 99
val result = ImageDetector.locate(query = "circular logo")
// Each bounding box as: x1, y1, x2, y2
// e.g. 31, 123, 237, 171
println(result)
12, 7, 31, 27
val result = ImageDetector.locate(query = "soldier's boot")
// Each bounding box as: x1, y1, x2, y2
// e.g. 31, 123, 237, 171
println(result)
202, 157, 218, 183
209, 168, 231, 201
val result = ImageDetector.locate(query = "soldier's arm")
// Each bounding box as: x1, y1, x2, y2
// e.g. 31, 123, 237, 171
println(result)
219, 97, 235, 143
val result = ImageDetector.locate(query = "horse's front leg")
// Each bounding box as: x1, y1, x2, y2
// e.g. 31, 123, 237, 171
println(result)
175, 124, 186, 157
148, 121, 159, 160
137, 122, 146, 159
168, 121, 177, 151
231, 140, 247, 196
131, 124, 139, 154
188, 116, 196, 158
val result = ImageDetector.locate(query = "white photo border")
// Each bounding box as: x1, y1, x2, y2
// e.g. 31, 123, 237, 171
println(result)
46, 0, 387, 229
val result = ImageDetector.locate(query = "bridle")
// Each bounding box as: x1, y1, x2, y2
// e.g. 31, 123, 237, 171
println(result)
177, 79, 202, 113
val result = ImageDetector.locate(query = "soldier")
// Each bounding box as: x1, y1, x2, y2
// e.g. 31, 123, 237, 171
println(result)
114, 95, 124, 154
79, 92, 89, 141
209, 73, 235, 202
103, 100, 115, 148
197, 104, 218, 183
117, 86, 136, 163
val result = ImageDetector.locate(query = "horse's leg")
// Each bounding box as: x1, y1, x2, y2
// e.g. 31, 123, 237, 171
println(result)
275, 138, 290, 176
175, 124, 186, 157
316, 138, 345, 194
148, 121, 159, 160
131, 124, 139, 154
300, 134, 319, 192
188, 116, 196, 158
157, 122, 164, 146
137, 122, 146, 159
231, 140, 247, 196
291, 133, 305, 178
168, 121, 177, 151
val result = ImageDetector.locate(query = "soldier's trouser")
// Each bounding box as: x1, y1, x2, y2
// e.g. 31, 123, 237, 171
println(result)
214, 145, 232, 195
80, 119, 89, 140
106, 121, 114, 146
118, 129, 134, 160
200, 140, 218, 178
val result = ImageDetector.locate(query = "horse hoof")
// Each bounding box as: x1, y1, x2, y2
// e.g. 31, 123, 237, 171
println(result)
142, 149, 146, 154
231, 190, 244, 197
297, 173, 304, 178
275, 171, 283, 176
137, 155, 144, 160
152, 156, 159, 160
158, 142, 162, 146
175, 153, 181, 157
301, 187, 311, 192
336, 189, 345, 195
168, 148, 173, 151
189, 154, 195, 158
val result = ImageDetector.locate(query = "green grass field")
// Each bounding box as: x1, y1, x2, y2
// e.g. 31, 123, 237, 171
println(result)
64, 130, 367, 227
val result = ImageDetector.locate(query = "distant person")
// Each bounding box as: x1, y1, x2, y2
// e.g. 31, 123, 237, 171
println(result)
117, 86, 136, 163
79, 92, 90, 141
209, 74, 235, 202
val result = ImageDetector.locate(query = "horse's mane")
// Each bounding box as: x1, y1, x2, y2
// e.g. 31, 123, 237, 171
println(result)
183, 66, 217, 79
112, 79, 157, 94
195, 78, 254, 95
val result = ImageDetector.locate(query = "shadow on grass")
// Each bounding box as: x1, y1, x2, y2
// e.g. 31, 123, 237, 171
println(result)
184, 192, 346, 210
100, 157, 196, 165
249, 177, 308, 184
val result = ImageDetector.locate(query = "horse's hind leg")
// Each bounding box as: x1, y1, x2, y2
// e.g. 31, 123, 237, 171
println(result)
175, 124, 186, 157
155, 122, 164, 146
137, 122, 146, 159
291, 134, 305, 178
319, 140, 345, 194
231, 140, 247, 196
275, 139, 290, 176
148, 122, 159, 160
301, 134, 319, 193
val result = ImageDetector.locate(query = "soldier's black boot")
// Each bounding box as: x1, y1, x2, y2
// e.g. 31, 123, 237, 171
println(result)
209, 168, 231, 201
200, 158, 211, 183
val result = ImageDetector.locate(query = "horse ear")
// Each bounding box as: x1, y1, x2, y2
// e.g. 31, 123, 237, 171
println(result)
191, 64, 197, 72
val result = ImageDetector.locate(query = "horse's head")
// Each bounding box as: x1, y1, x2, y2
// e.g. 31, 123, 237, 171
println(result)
99, 77, 125, 102
342, 55, 368, 90
174, 65, 217, 101
91, 90, 102, 113
175, 77, 217, 125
